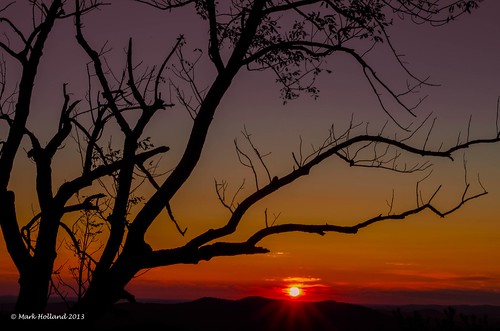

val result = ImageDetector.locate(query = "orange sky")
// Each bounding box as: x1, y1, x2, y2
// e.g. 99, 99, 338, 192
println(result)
1, 1, 500, 306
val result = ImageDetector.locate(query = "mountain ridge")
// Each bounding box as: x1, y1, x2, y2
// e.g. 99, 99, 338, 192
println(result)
2, 295, 500, 330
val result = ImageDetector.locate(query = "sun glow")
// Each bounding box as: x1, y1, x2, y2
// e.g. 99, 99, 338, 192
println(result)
288, 286, 301, 298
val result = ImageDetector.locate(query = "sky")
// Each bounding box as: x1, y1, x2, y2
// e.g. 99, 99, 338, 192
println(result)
1, 0, 500, 306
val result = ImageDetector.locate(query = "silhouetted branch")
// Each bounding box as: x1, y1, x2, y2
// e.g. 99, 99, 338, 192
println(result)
55, 146, 169, 202
250, 185, 485, 246
206, 0, 224, 73
187, 129, 500, 249
135, 0, 195, 10
137, 162, 187, 236
215, 178, 245, 213
264, 208, 281, 228
0, 2, 14, 13
147, 173, 486, 267
155, 35, 183, 101
241, 126, 272, 183
169, 45, 205, 119
59, 0, 106, 19
144, 243, 270, 267
75, 0, 132, 135
21, 193, 106, 253
234, 138, 259, 190
59, 222, 99, 266
381, 0, 481, 26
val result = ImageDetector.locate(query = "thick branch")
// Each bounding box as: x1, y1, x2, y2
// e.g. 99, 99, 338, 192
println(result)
187, 132, 500, 248
46, 84, 80, 158
143, 243, 269, 268
55, 146, 169, 203
247, 192, 486, 246
0, 191, 31, 273
144, 180, 486, 267
127, 0, 269, 242
206, 0, 225, 73
144, 185, 484, 268
0, 0, 62, 190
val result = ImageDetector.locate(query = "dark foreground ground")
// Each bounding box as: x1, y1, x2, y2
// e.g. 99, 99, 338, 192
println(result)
2, 296, 500, 331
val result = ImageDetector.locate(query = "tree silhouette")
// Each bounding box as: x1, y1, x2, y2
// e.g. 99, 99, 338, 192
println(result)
0, 0, 497, 324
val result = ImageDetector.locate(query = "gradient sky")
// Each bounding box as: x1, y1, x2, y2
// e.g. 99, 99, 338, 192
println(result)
1, 1, 500, 306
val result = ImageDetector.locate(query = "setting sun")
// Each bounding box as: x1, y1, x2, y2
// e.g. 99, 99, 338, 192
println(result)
288, 286, 302, 298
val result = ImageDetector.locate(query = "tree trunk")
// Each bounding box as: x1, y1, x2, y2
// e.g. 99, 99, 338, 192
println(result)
70, 245, 143, 324
15, 267, 52, 313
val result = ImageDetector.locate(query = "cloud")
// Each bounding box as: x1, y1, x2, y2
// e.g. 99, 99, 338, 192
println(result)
264, 251, 288, 258
283, 277, 322, 283
383, 268, 500, 284
385, 262, 417, 266
385, 269, 459, 280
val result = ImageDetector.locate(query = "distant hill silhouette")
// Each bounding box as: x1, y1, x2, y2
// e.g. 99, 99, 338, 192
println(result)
2, 296, 500, 331
93, 296, 398, 331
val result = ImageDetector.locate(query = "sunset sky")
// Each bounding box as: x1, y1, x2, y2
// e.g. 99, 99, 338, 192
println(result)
1, 0, 500, 306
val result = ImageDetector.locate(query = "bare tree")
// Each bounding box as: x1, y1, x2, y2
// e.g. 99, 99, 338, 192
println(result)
0, 0, 497, 325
